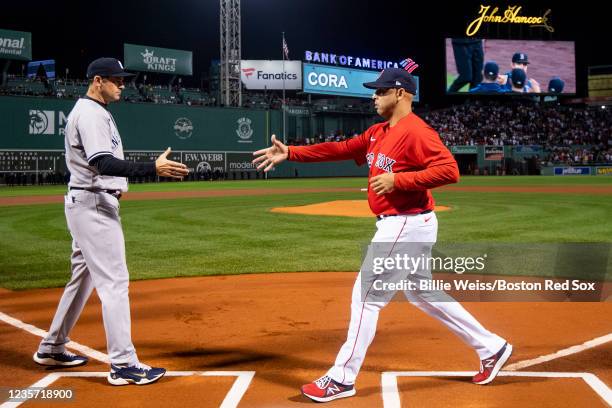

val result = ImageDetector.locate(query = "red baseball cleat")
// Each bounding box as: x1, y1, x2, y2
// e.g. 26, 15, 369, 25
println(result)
301, 375, 356, 402
473, 342, 513, 385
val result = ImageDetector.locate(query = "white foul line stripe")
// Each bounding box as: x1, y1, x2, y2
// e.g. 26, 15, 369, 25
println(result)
381, 371, 612, 408
0, 311, 255, 407
0, 373, 62, 408
505, 332, 612, 371
0, 311, 109, 364
0, 371, 255, 408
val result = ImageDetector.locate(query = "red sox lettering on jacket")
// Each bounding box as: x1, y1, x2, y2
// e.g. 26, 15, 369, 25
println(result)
288, 113, 459, 216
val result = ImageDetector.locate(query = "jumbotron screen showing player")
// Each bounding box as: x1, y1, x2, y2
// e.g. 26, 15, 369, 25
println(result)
445, 38, 576, 95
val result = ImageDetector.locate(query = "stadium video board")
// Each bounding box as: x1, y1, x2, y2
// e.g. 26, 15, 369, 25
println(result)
27, 60, 55, 79
445, 38, 576, 95
303, 63, 419, 102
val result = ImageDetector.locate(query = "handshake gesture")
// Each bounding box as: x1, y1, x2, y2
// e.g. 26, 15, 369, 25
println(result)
155, 147, 189, 179
252, 135, 289, 172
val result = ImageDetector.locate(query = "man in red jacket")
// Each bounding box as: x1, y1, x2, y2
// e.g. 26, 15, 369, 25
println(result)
253, 68, 512, 403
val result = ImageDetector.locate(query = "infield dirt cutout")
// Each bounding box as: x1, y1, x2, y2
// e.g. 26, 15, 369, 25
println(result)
1, 273, 610, 407
271, 200, 451, 217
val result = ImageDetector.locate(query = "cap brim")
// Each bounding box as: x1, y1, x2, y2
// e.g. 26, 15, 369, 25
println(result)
363, 81, 385, 89
114, 72, 136, 77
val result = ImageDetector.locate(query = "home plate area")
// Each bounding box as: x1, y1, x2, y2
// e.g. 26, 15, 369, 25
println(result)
3, 370, 611, 407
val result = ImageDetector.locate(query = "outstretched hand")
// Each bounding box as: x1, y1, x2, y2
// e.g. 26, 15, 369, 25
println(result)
155, 147, 189, 179
252, 135, 289, 172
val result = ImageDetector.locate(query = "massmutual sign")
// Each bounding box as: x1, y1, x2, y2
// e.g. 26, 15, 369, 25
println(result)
124, 43, 193, 76
0, 29, 32, 61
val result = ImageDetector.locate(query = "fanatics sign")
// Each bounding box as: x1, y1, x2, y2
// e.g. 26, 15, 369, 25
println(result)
240, 60, 302, 90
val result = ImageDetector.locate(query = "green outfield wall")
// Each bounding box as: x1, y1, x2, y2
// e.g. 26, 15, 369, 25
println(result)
0, 96, 270, 151
1, 96, 609, 179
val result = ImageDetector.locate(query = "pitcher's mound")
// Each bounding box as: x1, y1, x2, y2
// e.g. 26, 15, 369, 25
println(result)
271, 200, 450, 218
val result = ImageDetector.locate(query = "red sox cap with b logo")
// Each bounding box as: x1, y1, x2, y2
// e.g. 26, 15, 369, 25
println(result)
363, 68, 417, 95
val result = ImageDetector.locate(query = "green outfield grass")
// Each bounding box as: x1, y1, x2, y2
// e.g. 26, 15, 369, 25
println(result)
446, 72, 469, 93
1, 176, 611, 290
0, 175, 610, 197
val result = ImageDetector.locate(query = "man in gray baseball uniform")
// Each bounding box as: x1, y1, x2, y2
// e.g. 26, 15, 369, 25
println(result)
33, 57, 189, 386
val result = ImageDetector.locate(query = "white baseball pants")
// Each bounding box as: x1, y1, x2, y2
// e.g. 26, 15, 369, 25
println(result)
38, 190, 138, 365
327, 212, 506, 385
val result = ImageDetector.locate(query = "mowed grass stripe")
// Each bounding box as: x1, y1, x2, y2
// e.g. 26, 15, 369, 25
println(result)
0, 175, 610, 198
1, 177, 611, 290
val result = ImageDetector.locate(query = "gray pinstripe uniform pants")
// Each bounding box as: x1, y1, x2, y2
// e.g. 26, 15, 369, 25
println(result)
38, 190, 138, 365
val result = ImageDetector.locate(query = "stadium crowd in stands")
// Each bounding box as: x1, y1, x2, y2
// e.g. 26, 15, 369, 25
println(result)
422, 100, 610, 147
422, 100, 611, 164
0, 76, 374, 113
1, 77, 610, 179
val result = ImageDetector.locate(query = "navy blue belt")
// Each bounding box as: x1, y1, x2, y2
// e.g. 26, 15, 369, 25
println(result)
377, 209, 432, 221
69, 187, 122, 199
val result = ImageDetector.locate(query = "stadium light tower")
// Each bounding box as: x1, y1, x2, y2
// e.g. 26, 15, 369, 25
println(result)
220, 0, 242, 107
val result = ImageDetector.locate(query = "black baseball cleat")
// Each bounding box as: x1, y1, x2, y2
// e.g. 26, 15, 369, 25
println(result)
33, 351, 88, 367
107, 363, 166, 386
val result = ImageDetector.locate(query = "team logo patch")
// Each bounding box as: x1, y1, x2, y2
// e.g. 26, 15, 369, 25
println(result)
196, 161, 212, 174
28, 110, 55, 135
236, 117, 253, 143
174, 117, 194, 139
366, 152, 375, 168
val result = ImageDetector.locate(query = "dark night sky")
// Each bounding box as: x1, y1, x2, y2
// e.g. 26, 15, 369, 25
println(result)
1, 0, 608, 105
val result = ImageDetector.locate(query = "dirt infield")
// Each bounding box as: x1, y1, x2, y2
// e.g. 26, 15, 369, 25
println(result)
271, 200, 451, 217
1, 184, 611, 207
1, 273, 610, 407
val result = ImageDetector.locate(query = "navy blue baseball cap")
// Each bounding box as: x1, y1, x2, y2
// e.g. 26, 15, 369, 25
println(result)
483, 61, 499, 79
86, 57, 135, 79
510, 68, 527, 88
512, 52, 529, 64
548, 77, 565, 93
363, 68, 417, 95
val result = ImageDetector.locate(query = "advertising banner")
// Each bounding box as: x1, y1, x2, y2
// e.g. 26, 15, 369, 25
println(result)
484, 146, 504, 160
303, 63, 419, 101
124, 43, 193, 75
451, 145, 478, 154
0, 29, 32, 61
596, 167, 612, 176
240, 60, 302, 90
553, 167, 591, 175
